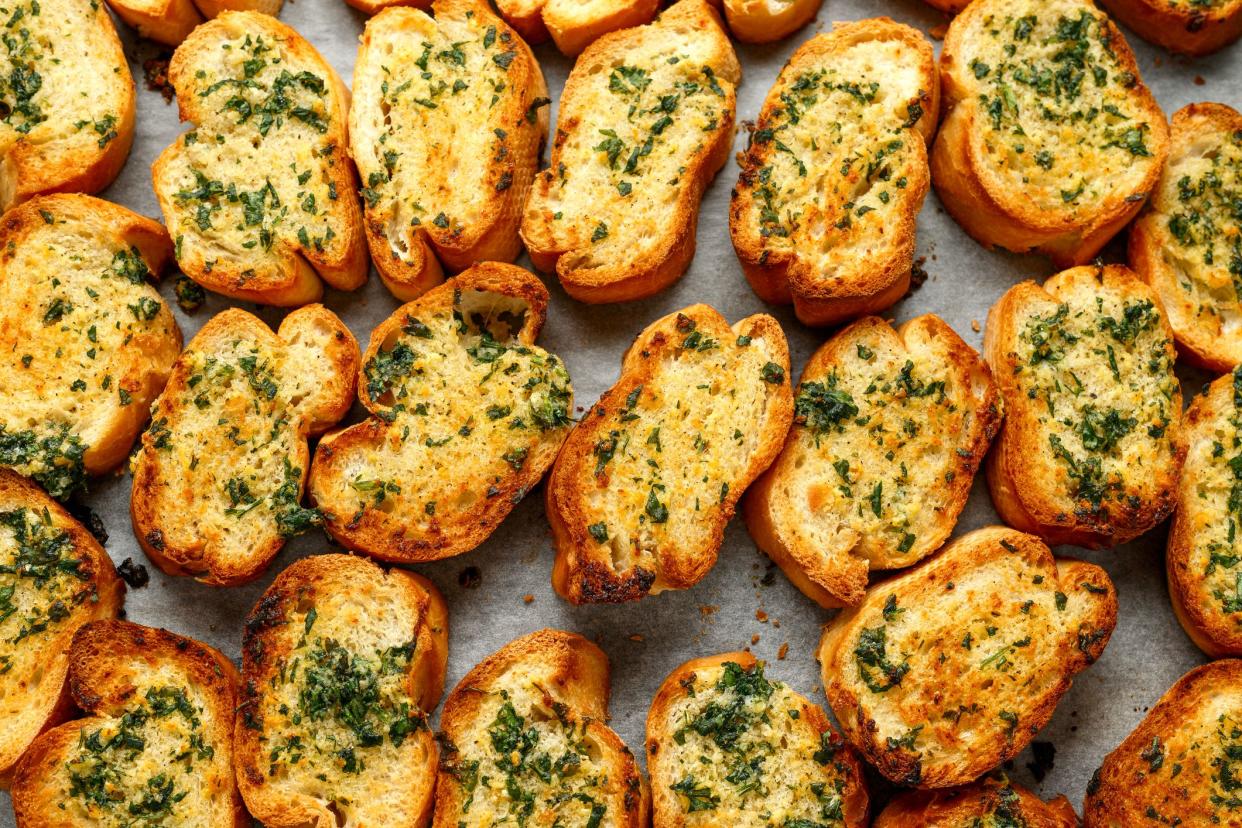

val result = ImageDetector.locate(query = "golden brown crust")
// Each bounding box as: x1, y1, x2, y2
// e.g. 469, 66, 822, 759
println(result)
1083, 659, 1242, 826
721, 0, 820, 43
343, 0, 428, 13
875, 776, 1078, 827
984, 265, 1183, 549
745, 315, 999, 608
1099, 0, 1242, 55
106, 0, 287, 46
931, 0, 1169, 267
730, 19, 938, 327
548, 305, 792, 603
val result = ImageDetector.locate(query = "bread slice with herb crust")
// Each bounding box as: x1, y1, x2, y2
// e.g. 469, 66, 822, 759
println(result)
309, 262, 573, 564
646, 653, 869, 828
0, 194, 182, 501
1083, 659, 1242, 827
1166, 366, 1242, 659
11, 620, 244, 826
1099, 0, 1242, 55
931, 0, 1169, 266
0, 470, 123, 788
1130, 103, 1242, 374
0, 0, 135, 211
103, 0, 284, 47
494, 0, 659, 55
817, 526, 1117, 789
237, 553, 448, 828
349, 0, 548, 302
548, 305, 791, 603
435, 629, 648, 828
874, 775, 1078, 827
744, 315, 999, 609
984, 265, 1182, 549
520, 0, 740, 303
131, 305, 358, 586
152, 11, 367, 307
730, 20, 937, 327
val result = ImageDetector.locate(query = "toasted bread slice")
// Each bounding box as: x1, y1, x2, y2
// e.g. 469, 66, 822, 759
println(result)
0, 0, 135, 210
11, 620, 244, 825
721, 0, 820, 43
1083, 659, 1242, 826
309, 263, 572, 563
817, 526, 1117, 788
931, 0, 1168, 267
237, 553, 448, 828
0, 470, 123, 787
1166, 366, 1242, 658
1130, 103, 1242, 374
875, 775, 1078, 827
495, 0, 659, 54
1099, 0, 1242, 55
435, 629, 648, 828
744, 315, 999, 609
520, 0, 740, 303
0, 194, 181, 500
131, 306, 358, 586
349, 0, 548, 302
646, 652, 869, 828
104, 0, 285, 46
152, 11, 367, 307
984, 265, 1182, 549
548, 305, 792, 603
730, 21, 936, 326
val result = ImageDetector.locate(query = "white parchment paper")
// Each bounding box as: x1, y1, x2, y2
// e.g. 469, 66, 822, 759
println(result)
3, 0, 1239, 821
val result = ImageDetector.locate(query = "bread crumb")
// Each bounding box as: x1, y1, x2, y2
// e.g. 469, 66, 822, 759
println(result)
971, 319, 981, 333
929, 23, 948, 40
778, 642, 789, 660
699, 604, 719, 617
629, 634, 644, 642
522, 594, 534, 604
755, 609, 768, 623
1194, 75, 1206, 86
751, 634, 760, 644
773, 619, 781, 629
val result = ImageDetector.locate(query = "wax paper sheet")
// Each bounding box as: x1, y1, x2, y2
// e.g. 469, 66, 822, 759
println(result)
2, 0, 1239, 821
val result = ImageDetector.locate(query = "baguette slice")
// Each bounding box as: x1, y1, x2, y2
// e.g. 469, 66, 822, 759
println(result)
434, 629, 648, 828
237, 553, 448, 828
0, 194, 181, 500
1130, 103, 1242, 373
730, 20, 938, 327
520, 0, 740, 303
1099, 0, 1242, 55
875, 776, 1078, 827
0, 0, 135, 210
744, 315, 999, 609
104, 0, 285, 46
1166, 366, 1242, 658
548, 305, 792, 603
721, 0, 820, 43
153, 11, 367, 307
931, 0, 1169, 266
131, 305, 358, 586
0, 470, 123, 787
817, 526, 1117, 788
309, 262, 573, 563
11, 620, 244, 826
646, 652, 869, 828
349, 0, 548, 301
984, 265, 1182, 548
1083, 659, 1242, 827
496, 0, 659, 54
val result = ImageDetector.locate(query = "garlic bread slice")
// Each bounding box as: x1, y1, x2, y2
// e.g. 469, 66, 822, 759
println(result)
730, 20, 937, 327
0, 470, 123, 787
818, 526, 1117, 788
1167, 366, 1242, 658
745, 315, 999, 609
1083, 659, 1242, 827
237, 553, 448, 828
350, 0, 548, 301
0, 194, 181, 500
875, 776, 1078, 827
435, 629, 648, 828
721, 0, 821, 44
1130, 103, 1242, 373
153, 11, 367, 307
1099, 0, 1242, 55
0, 0, 135, 210
520, 0, 740, 303
646, 653, 868, 828
11, 620, 243, 826
932, 0, 1168, 266
985, 265, 1182, 548
548, 305, 792, 603
309, 263, 572, 563
495, 0, 659, 55
104, 0, 285, 47
131, 305, 358, 586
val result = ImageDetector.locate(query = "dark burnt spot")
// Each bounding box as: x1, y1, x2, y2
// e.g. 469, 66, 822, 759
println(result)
145, 529, 165, 551
577, 563, 655, 604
